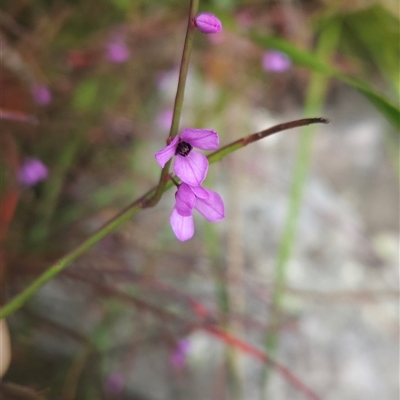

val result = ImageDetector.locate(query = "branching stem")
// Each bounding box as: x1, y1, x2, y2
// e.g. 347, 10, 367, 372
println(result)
0, 117, 328, 319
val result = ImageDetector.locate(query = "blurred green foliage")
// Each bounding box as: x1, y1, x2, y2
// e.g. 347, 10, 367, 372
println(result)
340, 5, 400, 92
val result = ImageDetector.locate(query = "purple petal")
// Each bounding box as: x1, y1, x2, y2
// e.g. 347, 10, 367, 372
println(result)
174, 151, 208, 186
155, 136, 179, 168
180, 128, 219, 150
175, 184, 195, 216
190, 185, 210, 200
170, 208, 194, 241
195, 13, 222, 34
195, 188, 225, 222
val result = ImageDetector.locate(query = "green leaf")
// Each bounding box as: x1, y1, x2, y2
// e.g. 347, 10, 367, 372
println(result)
340, 4, 400, 92
251, 33, 400, 131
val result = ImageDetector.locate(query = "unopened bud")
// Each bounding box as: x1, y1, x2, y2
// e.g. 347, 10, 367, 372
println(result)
194, 13, 222, 34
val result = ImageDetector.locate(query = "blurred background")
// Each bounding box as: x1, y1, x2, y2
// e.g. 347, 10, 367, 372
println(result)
0, 0, 399, 399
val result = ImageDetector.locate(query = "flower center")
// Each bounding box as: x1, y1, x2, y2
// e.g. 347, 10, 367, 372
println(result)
176, 141, 193, 157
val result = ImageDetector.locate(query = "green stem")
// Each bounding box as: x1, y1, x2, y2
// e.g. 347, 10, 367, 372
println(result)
149, 0, 199, 206
0, 119, 328, 319
208, 118, 328, 163
0, 187, 154, 319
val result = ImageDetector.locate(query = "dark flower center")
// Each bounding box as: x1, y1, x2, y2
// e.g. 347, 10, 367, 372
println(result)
176, 141, 192, 157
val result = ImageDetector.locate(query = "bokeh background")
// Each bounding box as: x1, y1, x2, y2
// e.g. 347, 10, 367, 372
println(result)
1, 0, 399, 399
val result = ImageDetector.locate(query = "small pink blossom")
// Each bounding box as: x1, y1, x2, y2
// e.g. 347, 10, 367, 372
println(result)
31, 84, 52, 105
170, 183, 225, 241
262, 51, 292, 73
170, 339, 190, 370
194, 13, 222, 34
106, 39, 130, 63
17, 158, 49, 186
155, 128, 219, 187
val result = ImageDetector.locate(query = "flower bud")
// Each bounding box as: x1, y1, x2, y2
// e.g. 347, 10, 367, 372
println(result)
194, 13, 222, 34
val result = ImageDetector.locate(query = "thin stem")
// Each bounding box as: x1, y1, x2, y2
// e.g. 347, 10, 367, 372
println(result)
168, 0, 199, 140
208, 118, 329, 163
148, 0, 199, 206
0, 117, 328, 319
0, 109, 38, 124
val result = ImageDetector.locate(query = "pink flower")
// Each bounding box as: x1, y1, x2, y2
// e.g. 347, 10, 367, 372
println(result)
31, 84, 52, 105
155, 128, 219, 187
170, 183, 225, 241
262, 51, 291, 73
170, 339, 190, 370
194, 13, 222, 34
17, 158, 49, 186
106, 39, 130, 63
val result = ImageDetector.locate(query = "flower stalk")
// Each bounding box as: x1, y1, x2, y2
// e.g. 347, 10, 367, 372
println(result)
0, 117, 328, 319
149, 0, 199, 206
